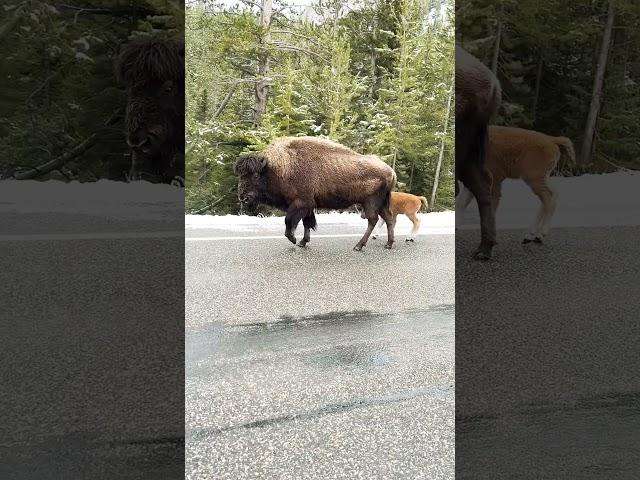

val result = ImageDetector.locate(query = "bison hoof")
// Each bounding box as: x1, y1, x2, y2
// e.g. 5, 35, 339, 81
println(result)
405, 238, 415, 242
384, 243, 393, 249
533, 236, 543, 244
522, 238, 532, 244
297, 240, 308, 248
285, 234, 297, 245
372, 235, 378, 240
473, 250, 491, 261
353, 245, 363, 252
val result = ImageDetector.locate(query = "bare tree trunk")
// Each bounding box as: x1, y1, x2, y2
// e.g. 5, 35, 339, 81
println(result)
532, 54, 543, 123
253, 0, 272, 126
430, 69, 454, 211
491, 5, 503, 75
580, 1, 614, 165
370, 16, 378, 97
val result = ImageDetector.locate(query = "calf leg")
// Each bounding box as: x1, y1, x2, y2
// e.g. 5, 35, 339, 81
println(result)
406, 212, 421, 241
523, 178, 557, 243
461, 164, 496, 260
298, 212, 317, 248
456, 185, 475, 211
371, 217, 385, 239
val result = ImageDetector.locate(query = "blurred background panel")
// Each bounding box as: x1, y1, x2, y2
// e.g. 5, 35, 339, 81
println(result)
456, 1, 640, 478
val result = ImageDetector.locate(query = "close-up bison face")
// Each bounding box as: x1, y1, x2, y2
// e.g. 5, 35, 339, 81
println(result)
125, 79, 182, 156
116, 37, 184, 182
234, 153, 268, 211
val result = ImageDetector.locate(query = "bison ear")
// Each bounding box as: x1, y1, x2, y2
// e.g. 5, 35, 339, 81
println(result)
233, 153, 267, 176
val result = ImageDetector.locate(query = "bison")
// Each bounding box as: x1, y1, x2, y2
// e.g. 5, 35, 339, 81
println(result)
233, 137, 397, 251
116, 36, 185, 185
455, 46, 502, 259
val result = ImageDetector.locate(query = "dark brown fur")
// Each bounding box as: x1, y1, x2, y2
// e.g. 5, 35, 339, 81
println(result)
234, 137, 397, 250
116, 36, 185, 185
455, 46, 502, 259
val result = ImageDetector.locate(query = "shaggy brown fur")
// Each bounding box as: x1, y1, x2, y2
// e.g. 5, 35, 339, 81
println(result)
368, 192, 428, 242
234, 136, 397, 250
456, 46, 502, 260
116, 36, 185, 185
457, 125, 576, 243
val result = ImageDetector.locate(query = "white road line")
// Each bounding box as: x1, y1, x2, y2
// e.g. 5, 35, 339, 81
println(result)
186, 231, 453, 241
0, 231, 185, 242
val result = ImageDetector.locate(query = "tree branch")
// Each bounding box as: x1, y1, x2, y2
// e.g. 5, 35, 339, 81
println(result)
268, 42, 330, 63
212, 84, 239, 120
11, 134, 99, 180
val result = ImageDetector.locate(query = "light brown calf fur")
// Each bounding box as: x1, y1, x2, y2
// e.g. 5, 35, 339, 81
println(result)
366, 192, 428, 241
457, 125, 576, 243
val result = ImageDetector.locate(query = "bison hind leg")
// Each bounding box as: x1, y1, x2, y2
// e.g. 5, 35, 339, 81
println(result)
298, 211, 317, 248
285, 207, 307, 245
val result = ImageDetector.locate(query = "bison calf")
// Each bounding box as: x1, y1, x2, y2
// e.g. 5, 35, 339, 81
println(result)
233, 137, 397, 250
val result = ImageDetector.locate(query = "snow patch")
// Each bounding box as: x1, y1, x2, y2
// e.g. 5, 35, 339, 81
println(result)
0, 179, 183, 220
186, 210, 455, 235
457, 171, 640, 230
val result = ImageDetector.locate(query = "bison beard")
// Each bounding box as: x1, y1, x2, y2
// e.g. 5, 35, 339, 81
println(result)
455, 46, 502, 260
116, 36, 185, 185
233, 137, 397, 250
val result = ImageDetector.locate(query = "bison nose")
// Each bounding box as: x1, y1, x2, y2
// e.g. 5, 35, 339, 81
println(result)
126, 130, 150, 149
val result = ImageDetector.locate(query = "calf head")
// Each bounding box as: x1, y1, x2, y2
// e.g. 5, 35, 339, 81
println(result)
233, 153, 269, 212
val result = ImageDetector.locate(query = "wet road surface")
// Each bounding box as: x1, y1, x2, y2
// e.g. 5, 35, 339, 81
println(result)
186, 223, 455, 479
456, 226, 640, 479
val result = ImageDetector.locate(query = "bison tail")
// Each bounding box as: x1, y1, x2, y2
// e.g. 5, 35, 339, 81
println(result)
418, 196, 428, 211
554, 136, 576, 168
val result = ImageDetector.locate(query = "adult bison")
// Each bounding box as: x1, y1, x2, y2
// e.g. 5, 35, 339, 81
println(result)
456, 46, 502, 259
116, 36, 185, 185
233, 137, 397, 251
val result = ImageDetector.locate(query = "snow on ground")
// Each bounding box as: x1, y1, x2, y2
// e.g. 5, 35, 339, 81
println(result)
186, 210, 455, 235
457, 171, 640, 230
2, 171, 638, 232
0, 179, 183, 220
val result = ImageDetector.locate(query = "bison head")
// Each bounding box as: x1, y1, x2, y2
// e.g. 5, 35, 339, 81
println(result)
233, 153, 268, 212
116, 37, 184, 181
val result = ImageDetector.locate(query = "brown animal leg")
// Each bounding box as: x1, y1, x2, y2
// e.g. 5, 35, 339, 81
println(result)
491, 178, 503, 214
406, 211, 420, 241
371, 217, 385, 239
523, 178, 557, 243
297, 212, 317, 248
284, 207, 306, 244
461, 164, 496, 260
378, 209, 395, 249
353, 216, 377, 251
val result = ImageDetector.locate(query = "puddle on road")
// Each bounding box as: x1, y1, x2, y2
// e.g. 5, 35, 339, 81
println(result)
304, 343, 393, 369
186, 305, 453, 375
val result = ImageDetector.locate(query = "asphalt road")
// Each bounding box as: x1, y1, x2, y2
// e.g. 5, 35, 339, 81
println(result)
456, 226, 640, 479
186, 223, 455, 479
1, 212, 185, 479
